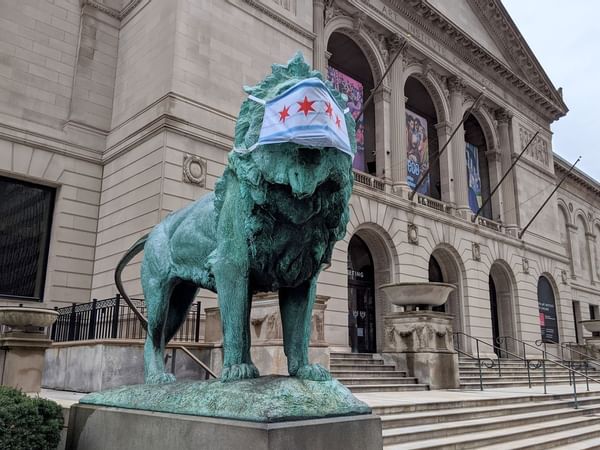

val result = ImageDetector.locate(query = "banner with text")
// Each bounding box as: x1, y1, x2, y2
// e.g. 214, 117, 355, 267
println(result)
465, 142, 482, 214
406, 109, 429, 195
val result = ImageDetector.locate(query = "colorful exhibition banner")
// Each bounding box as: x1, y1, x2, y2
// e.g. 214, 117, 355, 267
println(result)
465, 142, 482, 213
327, 66, 365, 172
406, 109, 429, 195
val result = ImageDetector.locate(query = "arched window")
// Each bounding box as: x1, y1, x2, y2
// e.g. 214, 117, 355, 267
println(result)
327, 33, 376, 175
537, 276, 559, 343
405, 77, 441, 200
464, 114, 492, 219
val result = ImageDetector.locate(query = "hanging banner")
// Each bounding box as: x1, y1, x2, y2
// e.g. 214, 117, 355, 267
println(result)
465, 142, 482, 213
406, 109, 429, 194
327, 66, 365, 172
538, 278, 559, 343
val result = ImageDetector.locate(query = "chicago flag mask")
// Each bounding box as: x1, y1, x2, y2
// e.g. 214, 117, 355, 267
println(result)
242, 78, 353, 159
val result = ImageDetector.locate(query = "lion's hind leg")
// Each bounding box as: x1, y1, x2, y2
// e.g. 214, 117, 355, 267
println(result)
143, 276, 177, 384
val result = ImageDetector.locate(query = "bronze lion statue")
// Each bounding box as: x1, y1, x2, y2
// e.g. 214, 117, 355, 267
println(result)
115, 53, 355, 383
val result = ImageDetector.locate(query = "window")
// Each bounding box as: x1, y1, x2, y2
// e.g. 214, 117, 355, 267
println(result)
0, 176, 55, 301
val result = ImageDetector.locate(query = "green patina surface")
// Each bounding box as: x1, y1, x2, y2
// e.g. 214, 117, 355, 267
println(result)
80, 376, 371, 422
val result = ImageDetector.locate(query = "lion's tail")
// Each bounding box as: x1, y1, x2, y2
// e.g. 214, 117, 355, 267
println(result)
114, 234, 149, 329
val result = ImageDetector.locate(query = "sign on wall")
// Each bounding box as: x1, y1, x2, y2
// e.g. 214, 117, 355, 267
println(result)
406, 109, 429, 194
465, 142, 482, 214
327, 66, 365, 172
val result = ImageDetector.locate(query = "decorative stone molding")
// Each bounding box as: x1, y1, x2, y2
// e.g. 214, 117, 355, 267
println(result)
407, 223, 419, 245
561, 269, 568, 284
182, 154, 207, 187
495, 108, 512, 124
569, 202, 574, 212
519, 125, 549, 167
472, 242, 481, 261
522, 257, 530, 274
324, 0, 343, 25
271, 0, 296, 14
485, 148, 501, 162
238, 0, 315, 40
83, 0, 144, 20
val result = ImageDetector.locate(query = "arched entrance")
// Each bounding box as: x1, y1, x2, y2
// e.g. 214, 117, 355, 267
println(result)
327, 32, 376, 175
405, 77, 442, 200
538, 276, 560, 343
464, 114, 493, 219
347, 235, 377, 353
428, 247, 464, 336
489, 261, 517, 356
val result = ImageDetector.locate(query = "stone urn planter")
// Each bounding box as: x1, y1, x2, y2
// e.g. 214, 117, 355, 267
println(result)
580, 319, 600, 334
0, 306, 58, 393
379, 282, 455, 309
0, 306, 58, 333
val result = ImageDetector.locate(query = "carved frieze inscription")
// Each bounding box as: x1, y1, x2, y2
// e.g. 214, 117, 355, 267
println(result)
519, 126, 549, 167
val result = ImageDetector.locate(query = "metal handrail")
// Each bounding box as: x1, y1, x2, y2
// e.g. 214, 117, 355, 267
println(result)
536, 338, 600, 369
495, 334, 600, 407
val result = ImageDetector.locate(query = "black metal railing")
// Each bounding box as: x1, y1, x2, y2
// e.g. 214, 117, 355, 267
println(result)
50, 294, 202, 343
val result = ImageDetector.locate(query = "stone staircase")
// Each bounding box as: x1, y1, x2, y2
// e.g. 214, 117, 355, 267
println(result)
459, 358, 591, 389
330, 352, 429, 393
377, 390, 600, 449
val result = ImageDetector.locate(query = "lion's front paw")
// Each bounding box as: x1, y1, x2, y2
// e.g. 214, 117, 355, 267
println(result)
221, 363, 260, 382
294, 363, 332, 381
145, 372, 176, 385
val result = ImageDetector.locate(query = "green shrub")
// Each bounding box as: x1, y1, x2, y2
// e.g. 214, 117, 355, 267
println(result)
0, 386, 64, 450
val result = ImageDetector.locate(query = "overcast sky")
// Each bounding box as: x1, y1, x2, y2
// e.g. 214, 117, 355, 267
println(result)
501, 0, 599, 180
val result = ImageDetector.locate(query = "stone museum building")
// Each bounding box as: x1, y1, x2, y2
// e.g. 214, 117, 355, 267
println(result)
1, 0, 598, 361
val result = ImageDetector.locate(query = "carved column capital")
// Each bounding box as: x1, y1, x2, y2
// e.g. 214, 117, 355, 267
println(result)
495, 108, 512, 124
447, 76, 465, 94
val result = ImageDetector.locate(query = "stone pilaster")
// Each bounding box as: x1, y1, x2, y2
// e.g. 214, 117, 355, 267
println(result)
313, 0, 327, 75
374, 87, 391, 181
485, 148, 502, 221
496, 109, 518, 229
567, 223, 578, 278
586, 232, 597, 284
448, 77, 469, 217
388, 35, 407, 192
435, 121, 454, 204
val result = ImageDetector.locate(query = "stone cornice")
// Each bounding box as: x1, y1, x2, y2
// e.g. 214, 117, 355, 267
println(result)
353, 0, 567, 122
554, 153, 600, 196
238, 0, 315, 40
82, 0, 144, 20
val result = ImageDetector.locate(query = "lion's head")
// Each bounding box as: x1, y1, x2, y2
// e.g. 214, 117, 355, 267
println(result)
214, 53, 356, 278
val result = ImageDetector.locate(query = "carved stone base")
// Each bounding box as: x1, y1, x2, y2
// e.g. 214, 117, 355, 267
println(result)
205, 294, 330, 376
382, 311, 459, 389
0, 333, 52, 393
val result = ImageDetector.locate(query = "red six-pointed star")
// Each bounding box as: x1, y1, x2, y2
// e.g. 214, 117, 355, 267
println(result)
325, 102, 333, 118
297, 96, 316, 116
278, 105, 290, 123
335, 114, 341, 128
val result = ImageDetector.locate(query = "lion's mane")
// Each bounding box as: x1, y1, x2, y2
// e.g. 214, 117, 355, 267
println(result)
214, 53, 356, 289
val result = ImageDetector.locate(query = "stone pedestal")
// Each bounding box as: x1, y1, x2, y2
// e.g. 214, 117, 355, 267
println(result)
0, 332, 53, 393
205, 294, 330, 376
66, 404, 382, 450
382, 311, 459, 389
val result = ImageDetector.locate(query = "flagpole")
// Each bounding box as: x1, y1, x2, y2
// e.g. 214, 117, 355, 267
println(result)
408, 91, 485, 201
471, 130, 539, 223
355, 36, 409, 123
518, 156, 581, 239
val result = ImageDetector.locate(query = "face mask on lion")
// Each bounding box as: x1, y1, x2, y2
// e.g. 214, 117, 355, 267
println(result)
115, 53, 356, 384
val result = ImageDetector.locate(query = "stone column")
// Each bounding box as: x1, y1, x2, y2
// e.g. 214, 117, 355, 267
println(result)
435, 121, 454, 204
313, 0, 327, 75
374, 87, 392, 182
568, 223, 579, 279
448, 77, 469, 217
496, 109, 518, 229
485, 148, 503, 221
587, 232, 597, 285
388, 35, 407, 193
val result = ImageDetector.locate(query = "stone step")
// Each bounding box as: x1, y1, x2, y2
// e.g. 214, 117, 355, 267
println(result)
382, 413, 600, 448
382, 404, 600, 445
474, 423, 600, 450
338, 377, 418, 386
459, 375, 573, 383
331, 370, 407, 378
371, 390, 600, 416
330, 352, 377, 360
379, 396, 600, 429
330, 357, 383, 365
329, 363, 394, 371
347, 383, 429, 393
459, 379, 585, 389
